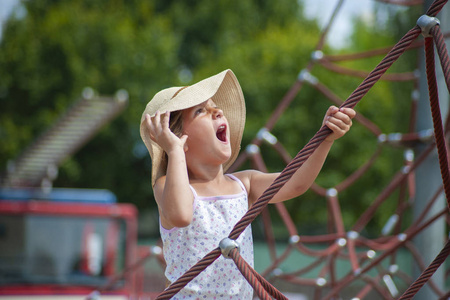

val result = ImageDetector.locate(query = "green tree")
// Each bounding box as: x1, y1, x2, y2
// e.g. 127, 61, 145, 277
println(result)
0, 0, 312, 218
0, 0, 419, 238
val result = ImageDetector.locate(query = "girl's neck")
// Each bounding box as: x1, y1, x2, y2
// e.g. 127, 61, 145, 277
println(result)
188, 170, 240, 197
187, 164, 225, 184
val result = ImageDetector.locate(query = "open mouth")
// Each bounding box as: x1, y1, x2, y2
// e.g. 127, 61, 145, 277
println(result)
216, 125, 227, 142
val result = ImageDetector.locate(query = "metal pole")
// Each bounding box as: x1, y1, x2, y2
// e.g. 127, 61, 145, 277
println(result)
413, 1, 449, 298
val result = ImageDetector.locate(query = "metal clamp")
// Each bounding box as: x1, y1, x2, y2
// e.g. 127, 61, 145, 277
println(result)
417, 15, 440, 37
219, 238, 240, 259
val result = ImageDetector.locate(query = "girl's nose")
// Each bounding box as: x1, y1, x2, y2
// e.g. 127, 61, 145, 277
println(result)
211, 107, 223, 119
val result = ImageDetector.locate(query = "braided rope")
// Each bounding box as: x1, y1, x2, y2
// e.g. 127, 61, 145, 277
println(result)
230, 250, 272, 300
426, 0, 448, 16
394, 20, 450, 299
155, 249, 221, 299
318, 58, 417, 81
228, 23, 422, 242
432, 25, 450, 104
79, 2, 450, 299
154, 0, 449, 298
425, 31, 450, 207
323, 207, 448, 300
398, 238, 450, 299
229, 249, 289, 300
245, 0, 346, 136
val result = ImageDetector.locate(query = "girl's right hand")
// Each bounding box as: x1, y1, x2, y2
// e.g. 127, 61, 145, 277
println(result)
144, 111, 188, 154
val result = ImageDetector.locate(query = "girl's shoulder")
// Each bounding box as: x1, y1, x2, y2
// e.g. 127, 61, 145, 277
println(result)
229, 170, 261, 193
229, 169, 253, 180
231, 169, 266, 181
230, 170, 281, 206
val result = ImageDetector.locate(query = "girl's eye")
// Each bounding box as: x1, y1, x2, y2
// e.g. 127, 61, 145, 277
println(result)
194, 108, 204, 115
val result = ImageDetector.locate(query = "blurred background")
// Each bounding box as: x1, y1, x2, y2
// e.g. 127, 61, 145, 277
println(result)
0, 0, 419, 237
0, 0, 448, 299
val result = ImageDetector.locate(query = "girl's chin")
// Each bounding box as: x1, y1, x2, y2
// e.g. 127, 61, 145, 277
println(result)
218, 151, 232, 163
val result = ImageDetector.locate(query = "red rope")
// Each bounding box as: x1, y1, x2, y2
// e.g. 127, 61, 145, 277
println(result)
432, 25, 450, 102
398, 239, 450, 299
155, 1, 449, 298
424, 34, 450, 207
229, 249, 289, 300
155, 249, 221, 299
351, 143, 431, 232
394, 23, 450, 299
323, 208, 448, 299
426, 0, 449, 16
227, 20, 421, 239
312, 81, 383, 136
157, 20, 421, 299
318, 58, 417, 81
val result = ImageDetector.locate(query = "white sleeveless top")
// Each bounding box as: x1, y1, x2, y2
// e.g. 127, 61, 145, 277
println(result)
160, 174, 254, 299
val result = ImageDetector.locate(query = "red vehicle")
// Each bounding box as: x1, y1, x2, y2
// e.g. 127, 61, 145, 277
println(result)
0, 188, 162, 300
0, 92, 167, 299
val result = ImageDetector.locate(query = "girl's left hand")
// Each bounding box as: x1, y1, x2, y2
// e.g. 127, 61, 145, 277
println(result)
322, 106, 356, 141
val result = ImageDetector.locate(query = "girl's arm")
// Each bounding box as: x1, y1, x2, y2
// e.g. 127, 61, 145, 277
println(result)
144, 111, 194, 228
237, 106, 355, 205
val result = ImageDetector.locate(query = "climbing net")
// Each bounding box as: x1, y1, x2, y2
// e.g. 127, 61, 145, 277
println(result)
94, 0, 450, 299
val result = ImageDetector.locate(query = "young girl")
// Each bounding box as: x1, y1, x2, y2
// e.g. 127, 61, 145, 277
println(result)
140, 69, 355, 299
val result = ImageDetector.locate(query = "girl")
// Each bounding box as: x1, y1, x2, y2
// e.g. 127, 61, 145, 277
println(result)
140, 69, 355, 299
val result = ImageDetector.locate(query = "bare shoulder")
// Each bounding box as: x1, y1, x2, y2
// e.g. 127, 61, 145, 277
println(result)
231, 170, 281, 205
232, 169, 279, 183
230, 170, 256, 185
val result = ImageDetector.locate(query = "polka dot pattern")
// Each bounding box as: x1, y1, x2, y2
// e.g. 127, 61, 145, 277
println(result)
160, 174, 254, 299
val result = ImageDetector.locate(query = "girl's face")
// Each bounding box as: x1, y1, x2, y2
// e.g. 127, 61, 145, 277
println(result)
181, 99, 232, 166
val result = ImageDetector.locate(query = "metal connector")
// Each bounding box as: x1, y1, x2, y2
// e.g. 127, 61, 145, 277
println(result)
417, 15, 440, 37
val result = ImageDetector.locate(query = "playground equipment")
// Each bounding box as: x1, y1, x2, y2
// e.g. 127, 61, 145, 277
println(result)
1, 0, 450, 299
154, 0, 450, 299
0, 90, 162, 299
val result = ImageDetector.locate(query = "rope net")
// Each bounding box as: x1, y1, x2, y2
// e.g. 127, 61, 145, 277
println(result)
93, 0, 450, 299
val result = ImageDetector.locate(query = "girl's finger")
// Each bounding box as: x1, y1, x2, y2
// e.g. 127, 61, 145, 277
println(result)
328, 116, 344, 129
161, 111, 170, 128
335, 111, 351, 125
152, 111, 162, 129
327, 106, 339, 116
325, 119, 340, 132
145, 114, 151, 125
340, 107, 356, 119
145, 114, 156, 131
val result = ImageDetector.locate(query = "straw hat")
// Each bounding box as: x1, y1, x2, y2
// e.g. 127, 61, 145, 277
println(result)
140, 69, 246, 186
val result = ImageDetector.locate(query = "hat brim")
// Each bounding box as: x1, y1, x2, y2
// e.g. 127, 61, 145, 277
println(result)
140, 69, 246, 186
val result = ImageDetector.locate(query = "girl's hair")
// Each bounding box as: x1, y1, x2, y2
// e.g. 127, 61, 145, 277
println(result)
160, 110, 184, 173
169, 110, 184, 138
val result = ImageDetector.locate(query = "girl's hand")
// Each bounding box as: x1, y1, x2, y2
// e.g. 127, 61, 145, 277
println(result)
144, 111, 188, 154
322, 106, 356, 142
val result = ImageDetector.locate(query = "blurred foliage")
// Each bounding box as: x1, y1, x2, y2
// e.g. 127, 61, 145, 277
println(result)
0, 0, 423, 238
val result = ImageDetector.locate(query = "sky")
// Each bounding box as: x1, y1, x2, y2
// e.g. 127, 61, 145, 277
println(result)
303, 0, 374, 48
0, 0, 18, 40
